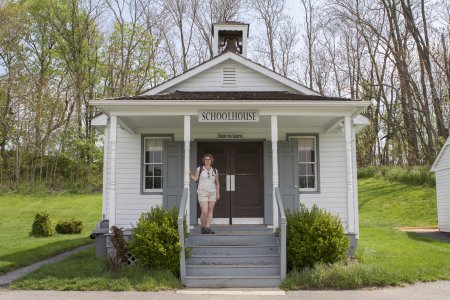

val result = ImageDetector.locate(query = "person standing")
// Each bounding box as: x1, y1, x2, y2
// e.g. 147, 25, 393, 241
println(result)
190, 154, 220, 234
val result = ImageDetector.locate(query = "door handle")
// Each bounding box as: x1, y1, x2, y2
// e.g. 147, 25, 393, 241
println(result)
226, 175, 231, 191
230, 175, 235, 192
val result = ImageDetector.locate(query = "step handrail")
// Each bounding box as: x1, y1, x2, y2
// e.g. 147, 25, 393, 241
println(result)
275, 186, 287, 280
177, 186, 189, 283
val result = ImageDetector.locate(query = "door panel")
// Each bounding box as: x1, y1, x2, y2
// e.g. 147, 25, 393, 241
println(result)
197, 144, 230, 219
197, 142, 264, 223
231, 143, 264, 218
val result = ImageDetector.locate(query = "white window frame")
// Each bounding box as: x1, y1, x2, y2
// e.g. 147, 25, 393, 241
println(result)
142, 136, 171, 193
289, 135, 318, 192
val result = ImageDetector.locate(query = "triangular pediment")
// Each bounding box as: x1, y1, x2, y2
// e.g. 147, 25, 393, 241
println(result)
143, 52, 319, 96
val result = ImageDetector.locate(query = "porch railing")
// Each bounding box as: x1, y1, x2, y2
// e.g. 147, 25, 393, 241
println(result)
177, 186, 189, 284
275, 186, 287, 280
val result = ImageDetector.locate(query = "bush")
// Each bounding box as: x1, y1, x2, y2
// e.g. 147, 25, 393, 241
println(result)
128, 206, 186, 276
55, 218, 84, 234
108, 226, 129, 276
281, 260, 394, 290
286, 205, 349, 270
357, 165, 435, 187
30, 212, 54, 237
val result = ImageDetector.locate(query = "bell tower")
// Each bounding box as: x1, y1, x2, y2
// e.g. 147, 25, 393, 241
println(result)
212, 22, 249, 57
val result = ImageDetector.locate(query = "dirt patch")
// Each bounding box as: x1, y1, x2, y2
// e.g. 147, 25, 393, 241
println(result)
396, 226, 439, 232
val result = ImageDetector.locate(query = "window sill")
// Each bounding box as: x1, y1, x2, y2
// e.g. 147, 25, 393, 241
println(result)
141, 189, 163, 195
299, 189, 320, 194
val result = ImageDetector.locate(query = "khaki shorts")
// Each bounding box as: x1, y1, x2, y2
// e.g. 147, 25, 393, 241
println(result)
197, 189, 216, 202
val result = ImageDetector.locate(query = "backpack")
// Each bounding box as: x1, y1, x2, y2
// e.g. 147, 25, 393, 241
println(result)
196, 166, 218, 187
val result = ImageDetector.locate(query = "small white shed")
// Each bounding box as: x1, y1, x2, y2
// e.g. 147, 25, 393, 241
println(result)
431, 136, 450, 232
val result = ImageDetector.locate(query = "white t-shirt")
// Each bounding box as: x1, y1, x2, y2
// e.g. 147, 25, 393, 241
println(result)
197, 166, 217, 192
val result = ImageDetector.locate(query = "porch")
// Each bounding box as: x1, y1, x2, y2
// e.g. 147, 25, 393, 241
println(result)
92, 99, 367, 287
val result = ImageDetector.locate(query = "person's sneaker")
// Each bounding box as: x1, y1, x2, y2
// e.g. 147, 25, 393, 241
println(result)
201, 227, 207, 234
205, 227, 215, 234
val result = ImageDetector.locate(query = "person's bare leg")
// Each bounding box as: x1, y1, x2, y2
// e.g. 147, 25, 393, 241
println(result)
206, 201, 216, 228
199, 201, 209, 228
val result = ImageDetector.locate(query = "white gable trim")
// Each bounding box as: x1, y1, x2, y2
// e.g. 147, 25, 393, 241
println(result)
92, 113, 108, 132
143, 52, 319, 96
431, 136, 450, 172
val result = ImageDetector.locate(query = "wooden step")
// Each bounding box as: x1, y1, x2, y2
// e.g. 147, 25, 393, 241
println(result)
186, 254, 280, 265
187, 234, 278, 246
191, 244, 278, 255
186, 264, 280, 276
184, 276, 281, 288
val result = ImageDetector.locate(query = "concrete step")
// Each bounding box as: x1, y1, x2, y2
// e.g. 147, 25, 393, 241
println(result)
184, 276, 281, 288
187, 234, 278, 246
186, 264, 280, 276
191, 244, 278, 256
186, 254, 280, 265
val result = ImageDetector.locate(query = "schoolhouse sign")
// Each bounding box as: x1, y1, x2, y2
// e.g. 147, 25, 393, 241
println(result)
199, 111, 259, 122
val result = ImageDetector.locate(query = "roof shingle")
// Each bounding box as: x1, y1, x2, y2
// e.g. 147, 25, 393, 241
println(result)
107, 91, 359, 101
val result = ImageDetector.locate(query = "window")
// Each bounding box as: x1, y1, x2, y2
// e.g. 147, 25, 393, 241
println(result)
142, 136, 171, 192
290, 136, 318, 192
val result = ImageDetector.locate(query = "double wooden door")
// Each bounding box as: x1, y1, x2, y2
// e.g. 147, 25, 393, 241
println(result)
197, 142, 264, 224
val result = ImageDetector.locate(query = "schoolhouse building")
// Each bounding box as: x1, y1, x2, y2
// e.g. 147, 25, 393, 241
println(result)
91, 22, 370, 287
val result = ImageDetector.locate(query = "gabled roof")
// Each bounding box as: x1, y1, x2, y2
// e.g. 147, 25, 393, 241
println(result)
431, 136, 450, 172
142, 52, 321, 96
109, 91, 358, 101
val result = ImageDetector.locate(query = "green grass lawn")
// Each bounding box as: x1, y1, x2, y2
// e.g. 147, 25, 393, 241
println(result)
0, 193, 101, 274
282, 178, 450, 289
8, 177, 450, 290
10, 248, 181, 291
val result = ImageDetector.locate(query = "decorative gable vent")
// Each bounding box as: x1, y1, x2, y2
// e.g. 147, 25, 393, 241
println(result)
223, 66, 237, 87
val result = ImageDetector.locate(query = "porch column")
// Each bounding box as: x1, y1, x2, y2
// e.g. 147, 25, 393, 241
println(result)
102, 123, 109, 220
108, 115, 117, 229
344, 115, 355, 233
184, 115, 191, 229
352, 124, 359, 237
271, 115, 279, 228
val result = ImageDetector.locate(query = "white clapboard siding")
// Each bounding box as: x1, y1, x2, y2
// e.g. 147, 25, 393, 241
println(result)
436, 169, 450, 232
164, 61, 298, 93
107, 127, 353, 230
435, 149, 450, 172
299, 133, 349, 229
111, 127, 163, 228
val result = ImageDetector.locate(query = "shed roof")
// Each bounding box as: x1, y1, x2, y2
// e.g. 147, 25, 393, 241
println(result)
431, 136, 450, 172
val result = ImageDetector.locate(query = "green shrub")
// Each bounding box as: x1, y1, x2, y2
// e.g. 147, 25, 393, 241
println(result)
286, 205, 349, 270
30, 212, 54, 237
128, 206, 186, 276
357, 166, 377, 179
357, 165, 435, 187
55, 218, 83, 234
108, 226, 129, 276
281, 260, 394, 290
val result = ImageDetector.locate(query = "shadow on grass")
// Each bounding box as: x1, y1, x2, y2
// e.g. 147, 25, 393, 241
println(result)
406, 231, 450, 244
11, 248, 182, 291
0, 236, 92, 274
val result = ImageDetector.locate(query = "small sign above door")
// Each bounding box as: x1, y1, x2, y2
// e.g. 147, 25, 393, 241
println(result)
218, 133, 243, 139
199, 111, 259, 122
